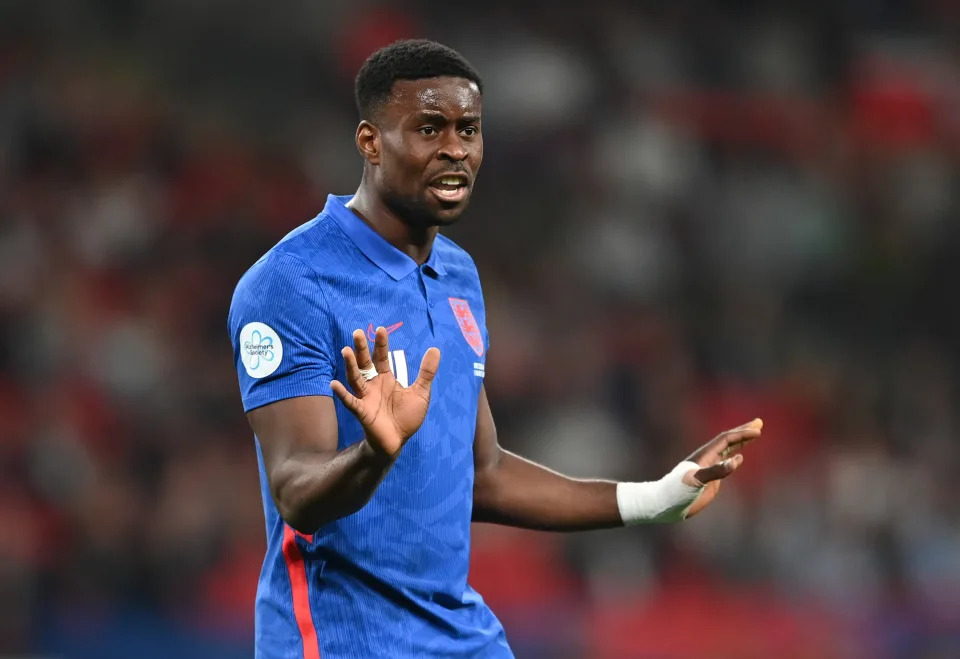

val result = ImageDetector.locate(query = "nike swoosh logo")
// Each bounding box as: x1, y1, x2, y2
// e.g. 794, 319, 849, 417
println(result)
366, 322, 404, 341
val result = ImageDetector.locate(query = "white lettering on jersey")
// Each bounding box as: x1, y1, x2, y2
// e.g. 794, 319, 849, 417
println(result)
388, 350, 409, 387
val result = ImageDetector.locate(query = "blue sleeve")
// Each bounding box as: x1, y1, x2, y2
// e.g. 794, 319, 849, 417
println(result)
228, 252, 336, 413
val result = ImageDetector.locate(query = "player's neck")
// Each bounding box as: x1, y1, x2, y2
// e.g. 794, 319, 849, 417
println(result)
347, 187, 438, 265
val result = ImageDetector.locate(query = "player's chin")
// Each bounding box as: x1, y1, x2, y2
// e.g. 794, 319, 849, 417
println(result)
425, 190, 472, 224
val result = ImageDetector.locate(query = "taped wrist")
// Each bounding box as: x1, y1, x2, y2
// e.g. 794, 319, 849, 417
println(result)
616, 461, 704, 524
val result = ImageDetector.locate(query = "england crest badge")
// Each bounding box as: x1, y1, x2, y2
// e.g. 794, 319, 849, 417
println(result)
448, 297, 484, 357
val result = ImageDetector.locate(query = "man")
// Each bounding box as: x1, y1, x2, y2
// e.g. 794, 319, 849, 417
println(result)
229, 39, 763, 659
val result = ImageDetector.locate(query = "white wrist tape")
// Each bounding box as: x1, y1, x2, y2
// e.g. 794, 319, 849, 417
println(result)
616, 461, 704, 525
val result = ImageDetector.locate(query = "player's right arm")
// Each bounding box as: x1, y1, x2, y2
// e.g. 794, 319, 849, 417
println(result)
248, 328, 439, 533
230, 253, 438, 534
249, 395, 391, 533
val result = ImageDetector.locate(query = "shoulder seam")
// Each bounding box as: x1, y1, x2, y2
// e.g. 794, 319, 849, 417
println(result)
270, 251, 334, 323
435, 233, 477, 267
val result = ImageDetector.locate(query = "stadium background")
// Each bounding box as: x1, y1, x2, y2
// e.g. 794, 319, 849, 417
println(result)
1, 1, 958, 657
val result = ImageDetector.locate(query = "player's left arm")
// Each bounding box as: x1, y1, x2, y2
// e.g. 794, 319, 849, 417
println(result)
471, 386, 762, 530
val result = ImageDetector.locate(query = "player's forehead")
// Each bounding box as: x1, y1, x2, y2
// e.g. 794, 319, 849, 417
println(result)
385, 77, 481, 120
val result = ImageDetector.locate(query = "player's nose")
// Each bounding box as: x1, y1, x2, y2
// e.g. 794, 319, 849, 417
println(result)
437, 131, 468, 162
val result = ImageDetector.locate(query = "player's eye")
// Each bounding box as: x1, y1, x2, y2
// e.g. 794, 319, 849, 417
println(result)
418, 126, 438, 136
460, 126, 479, 137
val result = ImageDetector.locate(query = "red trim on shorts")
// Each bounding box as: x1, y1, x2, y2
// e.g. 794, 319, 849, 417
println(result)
282, 525, 321, 659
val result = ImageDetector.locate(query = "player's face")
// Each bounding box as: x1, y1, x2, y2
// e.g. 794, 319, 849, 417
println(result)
374, 77, 483, 227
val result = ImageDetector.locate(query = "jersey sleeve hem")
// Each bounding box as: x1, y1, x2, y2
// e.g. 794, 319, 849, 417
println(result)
242, 379, 333, 413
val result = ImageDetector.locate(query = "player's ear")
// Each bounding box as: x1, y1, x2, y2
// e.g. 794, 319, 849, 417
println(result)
355, 120, 380, 165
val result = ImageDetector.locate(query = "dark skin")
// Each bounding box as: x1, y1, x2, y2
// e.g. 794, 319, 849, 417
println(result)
247, 76, 763, 534
347, 76, 483, 260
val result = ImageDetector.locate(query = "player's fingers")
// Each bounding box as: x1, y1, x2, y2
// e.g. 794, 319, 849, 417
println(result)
411, 347, 441, 393
720, 419, 763, 443
693, 454, 744, 484
708, 426, 762, 458
722, 426, 762, 447
730, 418, 763, 432
330, 380, 364, 417
690, 419, 763, 463
372, 327, 392, 374
715, 419, 762, 442
341, 347, 368, 394
720, 437, 757, 458
352, 329, 374, 370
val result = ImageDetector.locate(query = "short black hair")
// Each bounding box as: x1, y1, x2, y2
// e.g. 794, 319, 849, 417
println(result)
354, 39, 483, 121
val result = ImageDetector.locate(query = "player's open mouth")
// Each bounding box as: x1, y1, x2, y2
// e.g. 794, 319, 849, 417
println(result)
428, 174, 469, 203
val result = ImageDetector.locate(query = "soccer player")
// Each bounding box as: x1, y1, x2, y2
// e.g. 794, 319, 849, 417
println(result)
229, 39, 763, 659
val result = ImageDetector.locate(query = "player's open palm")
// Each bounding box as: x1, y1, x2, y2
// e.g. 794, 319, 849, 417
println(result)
330, 327, 441, 458
682, 418, 763, 518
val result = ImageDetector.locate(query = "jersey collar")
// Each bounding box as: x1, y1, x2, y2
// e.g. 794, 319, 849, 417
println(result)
325, 195, 446, 280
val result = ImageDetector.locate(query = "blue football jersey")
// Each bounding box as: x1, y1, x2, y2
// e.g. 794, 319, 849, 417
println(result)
228, 195, 512, 659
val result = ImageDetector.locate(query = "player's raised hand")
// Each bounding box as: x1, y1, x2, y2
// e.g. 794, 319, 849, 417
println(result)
330, 327, 441, 459
681, 418, 763, 518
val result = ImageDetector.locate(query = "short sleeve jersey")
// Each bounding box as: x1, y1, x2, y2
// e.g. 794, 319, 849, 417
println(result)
228, 195, 512, 659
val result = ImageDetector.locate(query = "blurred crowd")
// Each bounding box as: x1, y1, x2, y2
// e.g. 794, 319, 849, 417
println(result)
1, 1, 959, 657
